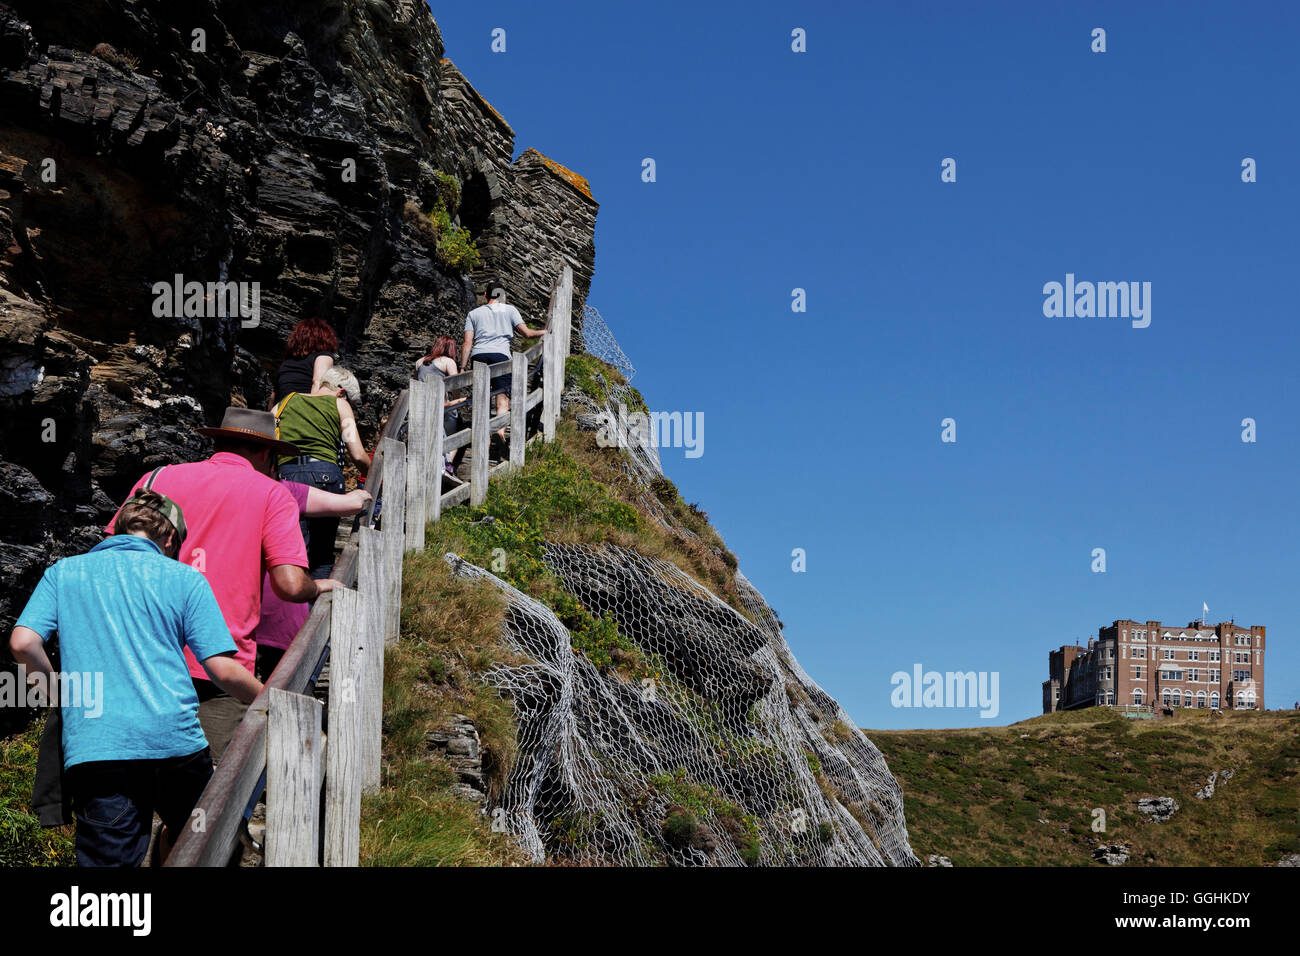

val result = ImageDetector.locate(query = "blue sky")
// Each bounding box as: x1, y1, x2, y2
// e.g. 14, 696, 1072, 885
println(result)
430, 1, 1299, 728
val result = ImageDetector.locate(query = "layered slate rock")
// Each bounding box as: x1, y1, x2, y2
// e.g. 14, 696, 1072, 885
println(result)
0, 0, 597, 633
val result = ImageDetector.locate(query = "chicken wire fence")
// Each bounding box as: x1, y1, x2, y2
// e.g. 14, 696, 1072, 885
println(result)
579, 303, 636, 382
432, 308, 916, 865
564, 335, 677, 532
446, 542, 914, 866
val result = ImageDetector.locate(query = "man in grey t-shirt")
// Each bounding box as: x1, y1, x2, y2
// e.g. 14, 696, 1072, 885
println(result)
461, 283, 546, 444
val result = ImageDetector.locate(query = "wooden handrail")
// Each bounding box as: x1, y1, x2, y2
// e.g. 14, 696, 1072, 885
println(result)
166, 265, 573, 867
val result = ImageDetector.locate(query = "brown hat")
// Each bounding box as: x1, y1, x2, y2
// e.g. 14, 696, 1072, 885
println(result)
197, 407, 300, 457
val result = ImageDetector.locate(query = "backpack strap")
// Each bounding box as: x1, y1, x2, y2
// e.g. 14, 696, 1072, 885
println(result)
273, 392, 298, 442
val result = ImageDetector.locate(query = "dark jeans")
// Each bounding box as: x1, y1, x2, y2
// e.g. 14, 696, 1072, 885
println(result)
473, 352, 512, 398
65, 748, 213, 867
279, 458, 344, 578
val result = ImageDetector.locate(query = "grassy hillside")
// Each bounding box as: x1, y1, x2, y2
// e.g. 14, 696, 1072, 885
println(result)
868, 707, 1300, 866
360, 359, 745, 865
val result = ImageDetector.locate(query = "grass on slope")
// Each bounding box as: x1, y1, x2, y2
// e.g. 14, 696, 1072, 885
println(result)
0, 716, 74, 866
868, 707, 1300, 866
359, 547, 529, 866
361, 361, 744, 865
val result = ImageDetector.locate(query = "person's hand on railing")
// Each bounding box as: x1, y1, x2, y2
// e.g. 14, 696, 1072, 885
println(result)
344, 488, 373, 512
313, 578, 341, 596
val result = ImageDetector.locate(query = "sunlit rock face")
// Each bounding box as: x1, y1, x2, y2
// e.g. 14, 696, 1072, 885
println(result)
0, 0, 597, 635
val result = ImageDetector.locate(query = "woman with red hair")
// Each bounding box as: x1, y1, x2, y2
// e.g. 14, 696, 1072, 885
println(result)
272, 317, 338, 405
415, 335, 460, 381
415, 336, 470, 476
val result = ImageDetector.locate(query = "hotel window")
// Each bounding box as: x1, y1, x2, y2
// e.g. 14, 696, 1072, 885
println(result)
1209, 650, 1220, 661
1188, 650, 1199, 661
1133, 647, 1146, 660
1132, 666, 1144, 679
1162, 689, 1173, 705
1105, 692, 1114, 705
1196, 691, 1206, 708
1189, 669, 1199, 683
1210, 669, 1220, 683
1235, 635, 1249, 646
1233, 670, 1250, 683
1210, 692, 1220, 709
1183, 692, 1193, 707
1133, 688, 1144, 705
1164, 649, 1175, 660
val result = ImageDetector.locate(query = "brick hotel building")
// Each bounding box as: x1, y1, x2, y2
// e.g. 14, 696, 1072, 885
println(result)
1043, 619, 1265, 714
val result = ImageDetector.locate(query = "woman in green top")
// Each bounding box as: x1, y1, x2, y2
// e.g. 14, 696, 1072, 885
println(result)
275, 366, 370, 577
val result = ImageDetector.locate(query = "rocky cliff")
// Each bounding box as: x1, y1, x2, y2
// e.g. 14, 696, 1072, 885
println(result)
0, 0, 595, 645
0, 1, 919, 868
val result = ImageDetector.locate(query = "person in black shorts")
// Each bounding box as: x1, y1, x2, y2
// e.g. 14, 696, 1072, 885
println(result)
460, 283, 546, 447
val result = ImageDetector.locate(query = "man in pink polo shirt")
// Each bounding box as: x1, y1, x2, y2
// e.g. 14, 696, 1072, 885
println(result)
109, 408, 338, 759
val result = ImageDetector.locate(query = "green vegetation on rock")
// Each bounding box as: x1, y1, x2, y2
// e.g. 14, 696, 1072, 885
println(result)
0, 717, 74, 867
403, 170, 481, 274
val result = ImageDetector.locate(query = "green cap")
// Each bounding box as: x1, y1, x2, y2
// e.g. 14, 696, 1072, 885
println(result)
129, 488, 188, 552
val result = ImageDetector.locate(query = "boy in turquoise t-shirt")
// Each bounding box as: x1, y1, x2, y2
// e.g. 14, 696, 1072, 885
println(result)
8, 490, 262, 866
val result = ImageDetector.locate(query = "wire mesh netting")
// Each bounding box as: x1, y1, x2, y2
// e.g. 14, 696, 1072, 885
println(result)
563, 368, 681, 534
580, 303, 636, 382
446, 541, 915, 866
437, 336, 916, 865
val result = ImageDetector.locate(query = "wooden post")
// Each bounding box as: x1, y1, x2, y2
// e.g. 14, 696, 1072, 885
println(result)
509, 351, 526, 468
360, 521, 399, 651
542, 281, 559, 442
558, 264, 573, 363
404, 379, 430, 552
361, 442, 385, 529
429, 373, 446, 523
357, 527, 389, 791
543, 266, 572, 441
266, 688, 323, 867
324, 588, 363, 867
378, 437, 405, 543
359, 609, 384, 795
471, 361, 490, 506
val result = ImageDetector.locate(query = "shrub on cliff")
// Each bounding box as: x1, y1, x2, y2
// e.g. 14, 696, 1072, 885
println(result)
402, 171, 482, 274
